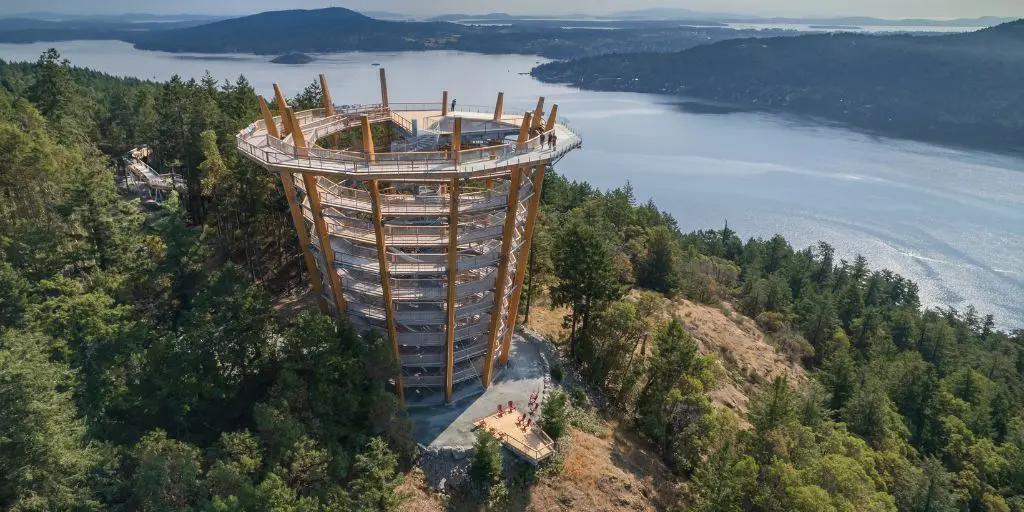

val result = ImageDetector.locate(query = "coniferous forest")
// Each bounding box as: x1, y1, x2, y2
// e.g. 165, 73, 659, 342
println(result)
2, 50, 1023, 511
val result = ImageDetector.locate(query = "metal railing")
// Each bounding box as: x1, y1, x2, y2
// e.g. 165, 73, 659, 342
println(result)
502, 432, 556, 462
236, 104, 583, 178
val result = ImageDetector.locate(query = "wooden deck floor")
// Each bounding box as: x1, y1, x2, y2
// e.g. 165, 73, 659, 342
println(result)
475, 409, 556, 464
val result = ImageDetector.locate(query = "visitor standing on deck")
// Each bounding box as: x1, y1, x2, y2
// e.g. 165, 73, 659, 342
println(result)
451, 98, 456, 112
548, 132, 557, 150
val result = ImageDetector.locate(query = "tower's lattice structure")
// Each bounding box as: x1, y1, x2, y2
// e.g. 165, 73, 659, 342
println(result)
237, 71, 581, 404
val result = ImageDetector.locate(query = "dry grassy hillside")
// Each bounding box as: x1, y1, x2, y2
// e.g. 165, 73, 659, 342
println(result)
399, 291, 807, 511
526, 291, 807, 414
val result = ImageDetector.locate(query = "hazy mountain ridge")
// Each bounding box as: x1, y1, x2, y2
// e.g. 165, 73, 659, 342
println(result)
0, 7, 772, 59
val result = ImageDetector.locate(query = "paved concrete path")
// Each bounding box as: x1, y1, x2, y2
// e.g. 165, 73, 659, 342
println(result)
409, 335, 548, 448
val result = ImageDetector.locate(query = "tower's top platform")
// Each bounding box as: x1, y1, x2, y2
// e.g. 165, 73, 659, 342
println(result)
237, 72, 581, 182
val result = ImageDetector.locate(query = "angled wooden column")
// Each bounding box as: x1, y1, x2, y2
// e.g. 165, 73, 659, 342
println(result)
493, 92, 504, 121
532, 97, 545, 130
517, 112, 533, 149
258, 96, 280, 139
287, 108, 308, 158
481, 168, 523, 386
545, 104, 559, 132
369, 179, 403, 401
361, 115, 376, 163
318, 74, 336, 116
451, 117, 462, 164
501, 165, 547, 365
318, 75, 340, 148
302, 173, 346, 318
280, 170, 328, 314
379, 68, 390, 107
445, 177, 461, 402
442, 90, 449, 116
273, 83, 293, 137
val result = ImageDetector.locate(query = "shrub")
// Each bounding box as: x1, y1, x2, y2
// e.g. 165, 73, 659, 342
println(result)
570, 388, 589, 408
541, 390, 569, 440
550, 362, 564, 382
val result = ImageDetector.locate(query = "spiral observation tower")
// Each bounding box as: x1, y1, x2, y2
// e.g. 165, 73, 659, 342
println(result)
236, 70, 581, 405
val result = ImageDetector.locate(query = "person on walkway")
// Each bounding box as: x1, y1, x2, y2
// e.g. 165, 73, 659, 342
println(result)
548, 132, 557, 150
451, 98, 457, 112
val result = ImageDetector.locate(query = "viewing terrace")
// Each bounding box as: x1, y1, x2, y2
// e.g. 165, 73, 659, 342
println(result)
236, 95, 581, 181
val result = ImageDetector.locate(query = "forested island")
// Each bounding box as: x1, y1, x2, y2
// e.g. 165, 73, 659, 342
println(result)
270, 53, 314, 65
2, 50, 1024, 510
533, 19, 1024, 153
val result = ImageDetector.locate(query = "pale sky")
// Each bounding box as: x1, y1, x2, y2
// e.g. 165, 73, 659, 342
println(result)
2, 0, 1022, 19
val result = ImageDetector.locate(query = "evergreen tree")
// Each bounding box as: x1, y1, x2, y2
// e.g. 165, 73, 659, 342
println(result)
0, 330, 99, 511
551, 213, 623, 355
349, 438, 406, 512
469, 430, 503, 497
541, 390, 569, 440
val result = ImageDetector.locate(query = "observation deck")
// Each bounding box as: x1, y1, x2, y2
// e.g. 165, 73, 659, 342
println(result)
237, 102, 581, 181
236, 70, 581, 406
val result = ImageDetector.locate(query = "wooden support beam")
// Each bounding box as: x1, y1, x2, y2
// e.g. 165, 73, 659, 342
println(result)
545, 104, 559, 132
516, 112, 533, 149
280, 170, 328, 314
369, 179, 403, 402
481, 168, 523, 386
258, 95, 280, 139
500, 165, 547, 365
451, 117, 462, 164
442, 90, 449, 116
379, 68, 390, 107
445, 177, 460, 402
318, 74, 336, 116
493, 92, 504, 121
286, 108, 308, 158
318, 75, 340, 149
361, 115, 375, 163
302, 173, 347, 318
273, 83, 292, 137
532, 97, 545, 130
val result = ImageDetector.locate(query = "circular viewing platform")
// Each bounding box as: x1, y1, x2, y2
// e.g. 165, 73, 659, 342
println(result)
237, 101, 582, 182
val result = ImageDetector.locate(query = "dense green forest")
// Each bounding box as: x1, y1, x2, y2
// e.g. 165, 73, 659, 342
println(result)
526, 173, 1024, 510
2, 50, 1024, 511
533, 19, 1024, 153
0, 51, 413, 511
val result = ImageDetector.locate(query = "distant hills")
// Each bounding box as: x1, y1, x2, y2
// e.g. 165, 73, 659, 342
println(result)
38, 7, 777, 59
128, 8, 457, 53
609, 8, 1011, 27
533, 19, 1024, 153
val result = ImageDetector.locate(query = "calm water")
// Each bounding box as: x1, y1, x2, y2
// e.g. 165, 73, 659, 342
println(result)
3, 40, 1022, 329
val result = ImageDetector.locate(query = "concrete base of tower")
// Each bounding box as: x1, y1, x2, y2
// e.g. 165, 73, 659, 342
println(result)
409, 333, 549, 448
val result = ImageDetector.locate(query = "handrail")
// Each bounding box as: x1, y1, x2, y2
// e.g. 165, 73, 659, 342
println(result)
237, 103, 582, 178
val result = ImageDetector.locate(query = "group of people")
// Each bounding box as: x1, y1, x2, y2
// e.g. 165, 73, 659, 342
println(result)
531, 127, 558, 150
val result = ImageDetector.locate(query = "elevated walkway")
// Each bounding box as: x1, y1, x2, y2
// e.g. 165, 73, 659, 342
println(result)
124, 147, 185, 192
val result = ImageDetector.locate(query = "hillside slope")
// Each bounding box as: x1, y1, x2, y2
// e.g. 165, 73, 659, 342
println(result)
533, 20, 1024, 152
526, 292, 806, 415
